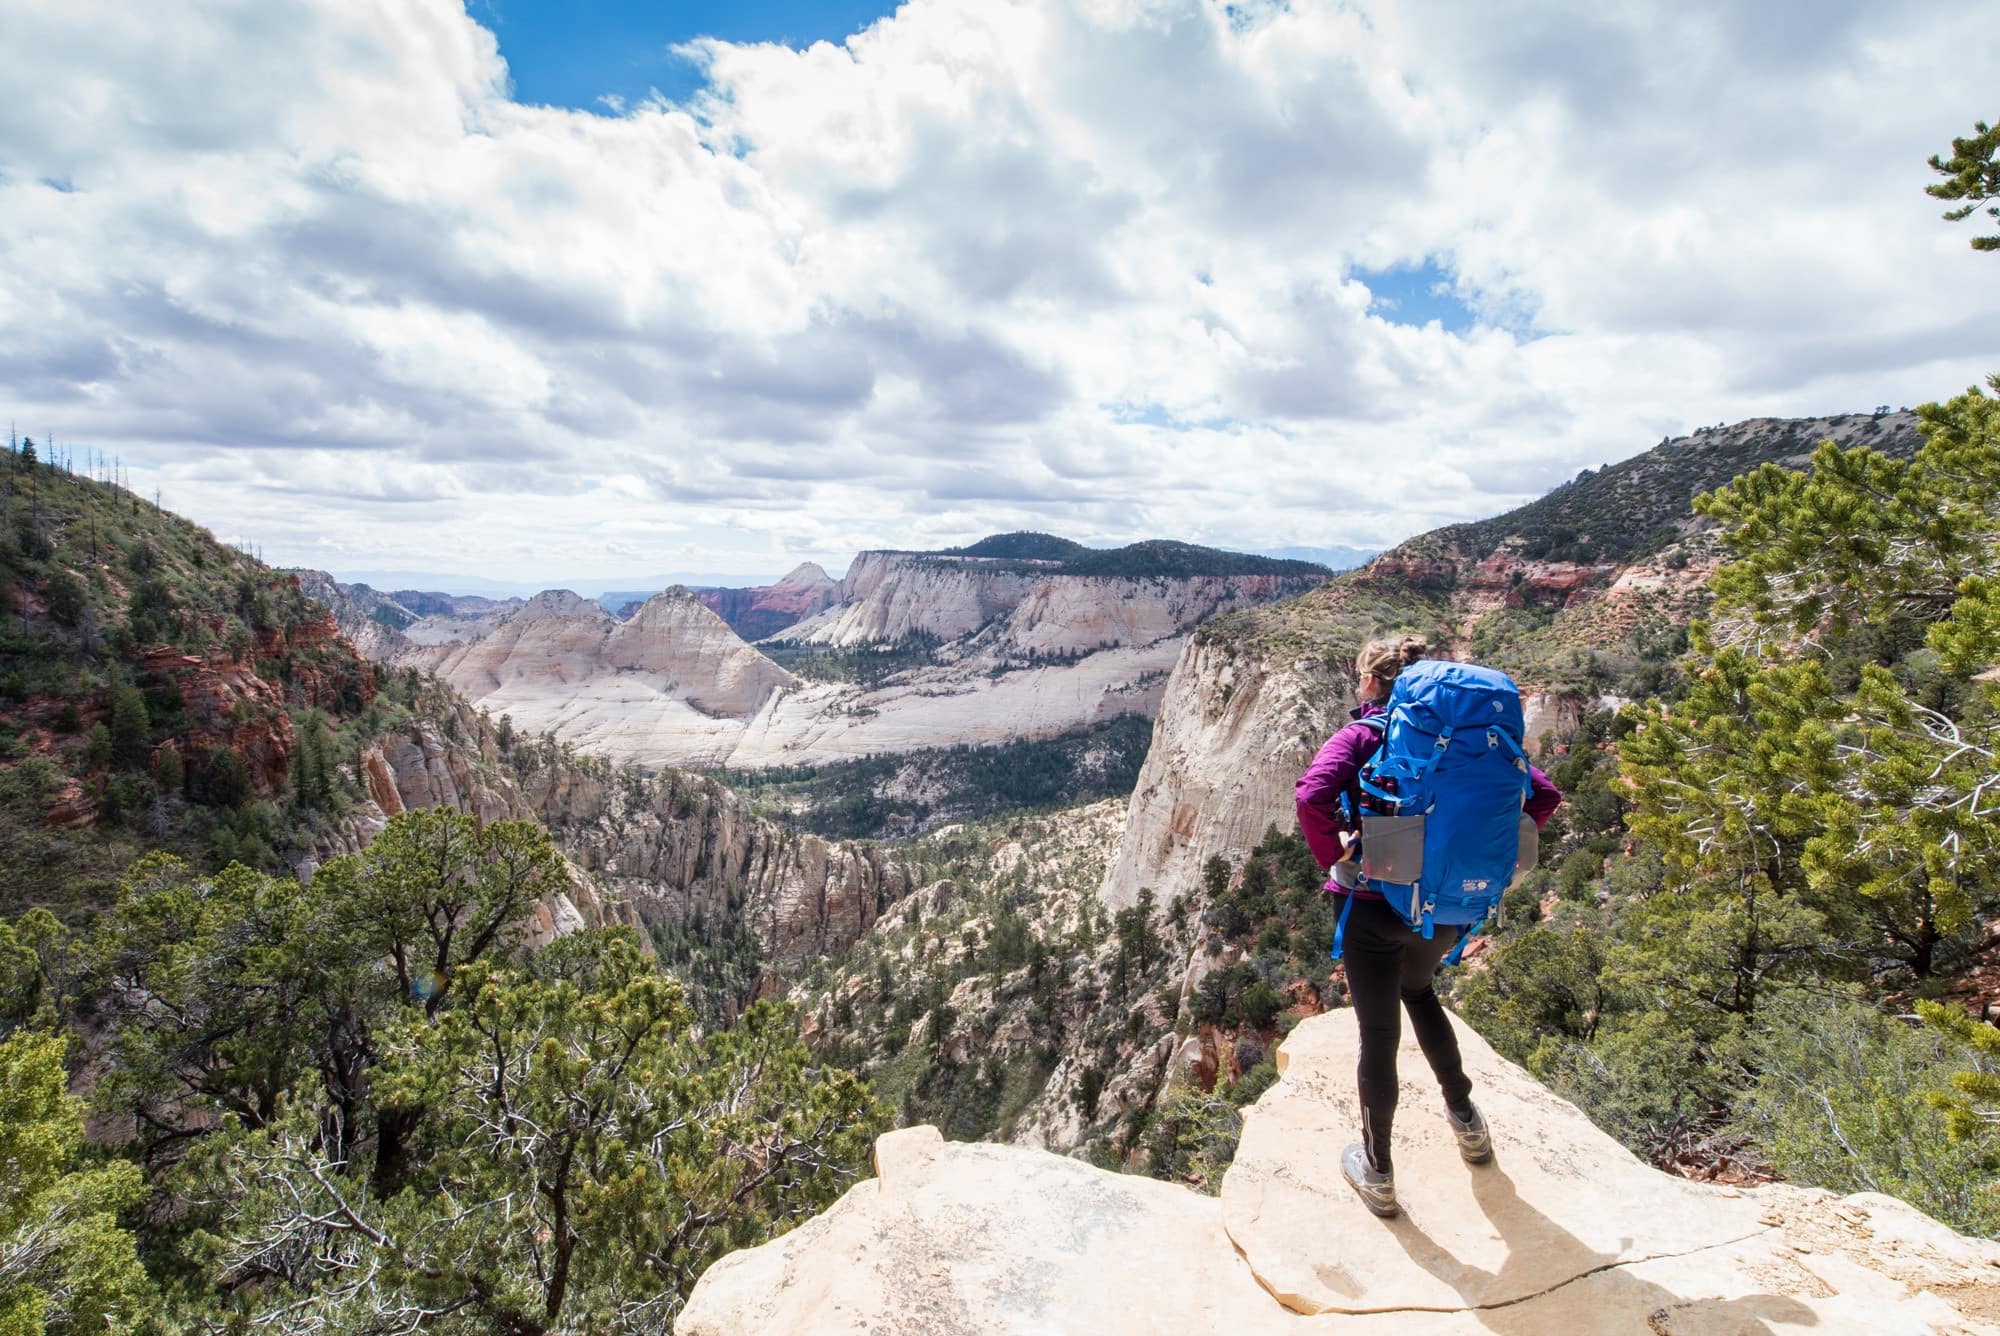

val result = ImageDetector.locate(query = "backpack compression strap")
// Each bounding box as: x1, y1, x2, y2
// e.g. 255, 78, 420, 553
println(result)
1358, 722, 1453, 808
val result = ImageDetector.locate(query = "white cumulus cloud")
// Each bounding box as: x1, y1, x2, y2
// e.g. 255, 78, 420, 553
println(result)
0, 0, 1995, 585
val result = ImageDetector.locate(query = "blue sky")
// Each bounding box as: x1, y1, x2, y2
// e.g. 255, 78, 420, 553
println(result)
481, 0, 902, 108
1354, 259, 1477, 335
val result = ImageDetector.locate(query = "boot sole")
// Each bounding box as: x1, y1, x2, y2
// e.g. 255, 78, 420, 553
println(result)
1353, 1191, 1400, 1218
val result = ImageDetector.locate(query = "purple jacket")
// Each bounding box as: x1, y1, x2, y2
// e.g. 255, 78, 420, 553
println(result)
1295, 701, 1563, 899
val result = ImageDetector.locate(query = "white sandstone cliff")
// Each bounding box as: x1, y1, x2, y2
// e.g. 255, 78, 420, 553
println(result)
359, 561, 1316, 771
779, 551, 1047, 647
1099, 635, 1342, 911
409, 587, 797, 715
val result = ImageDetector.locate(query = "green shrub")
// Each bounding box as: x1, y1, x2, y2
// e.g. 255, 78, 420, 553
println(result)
1731, 996, 2000, 1237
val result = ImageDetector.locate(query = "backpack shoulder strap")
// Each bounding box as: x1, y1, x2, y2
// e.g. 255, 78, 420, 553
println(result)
1336, 714, 1388, 823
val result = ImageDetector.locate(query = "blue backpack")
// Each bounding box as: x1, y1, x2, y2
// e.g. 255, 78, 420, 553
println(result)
1332, 659, 1534, 966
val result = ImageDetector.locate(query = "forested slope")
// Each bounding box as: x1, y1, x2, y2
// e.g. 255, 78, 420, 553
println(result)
0, 450, 900, 1331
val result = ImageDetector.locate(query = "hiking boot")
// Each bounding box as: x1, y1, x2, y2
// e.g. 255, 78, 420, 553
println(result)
1341, 1143, 1398, 1217
1446, 1102, 1492, 1164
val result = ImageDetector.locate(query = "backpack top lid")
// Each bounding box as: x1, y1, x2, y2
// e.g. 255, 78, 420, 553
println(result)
1382, 659, 1525, 741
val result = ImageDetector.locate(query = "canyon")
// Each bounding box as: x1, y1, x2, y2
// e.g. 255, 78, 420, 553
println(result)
311, 686, 919, 973
308, 538, 1327, 772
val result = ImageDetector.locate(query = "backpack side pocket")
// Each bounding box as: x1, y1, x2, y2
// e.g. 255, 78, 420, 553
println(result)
1360, 814, 1426, 886
1512, 814, 1539, 887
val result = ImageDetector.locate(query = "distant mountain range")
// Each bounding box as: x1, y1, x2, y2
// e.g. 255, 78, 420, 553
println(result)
325, 570, 795, 601
304, 533, 1330, 770
1255, 544, 1379, 570
326, 537, 1371, 604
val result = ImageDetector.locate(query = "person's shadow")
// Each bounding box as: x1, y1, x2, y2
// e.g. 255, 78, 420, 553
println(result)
1380, 1158, 1820, 1335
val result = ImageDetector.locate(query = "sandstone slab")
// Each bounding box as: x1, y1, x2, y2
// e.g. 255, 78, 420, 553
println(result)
1222, 1012, 1766, 1314
679, 1011, 2000, 1335
677, 1124, 1312, 1336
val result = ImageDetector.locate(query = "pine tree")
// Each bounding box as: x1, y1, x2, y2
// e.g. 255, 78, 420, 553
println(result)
106, 684, 150, 769
1928, 118, 2000, 250
0, 1032, 152, 1331
1916, 999, 2000, 1154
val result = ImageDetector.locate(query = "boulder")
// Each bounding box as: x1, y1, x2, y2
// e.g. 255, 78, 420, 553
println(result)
679, 1010, 2000, 1334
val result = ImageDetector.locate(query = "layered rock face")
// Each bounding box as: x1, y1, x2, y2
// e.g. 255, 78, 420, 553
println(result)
695, 563, 840, 641
403, 588, 801, 752
780, 551, 1046, 647
679, 1011, 2000, 1334
603, 592, 802, 716
319, 695, 914, 965
781, 552, 1319, 656
334, 556, 1317, 771
985, 573, 1311, 657
1098, 637, 1338, 911
140, 646, 298, 798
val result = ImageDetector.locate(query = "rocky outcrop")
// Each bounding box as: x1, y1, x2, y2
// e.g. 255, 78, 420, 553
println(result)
402, 587, 800, 745
679, 1011, 2000, 1334
1099, 637, 1341, 910
320, 697, 914, 965
603, 592, 800, 716
254, 600, 378, 710
140, 646, 299, 797
1353, 553, 1459, 591
780, 551, 1047, 647
695, 563, 840, 641
984, 573, 1314, 658
293, 571, 412, 660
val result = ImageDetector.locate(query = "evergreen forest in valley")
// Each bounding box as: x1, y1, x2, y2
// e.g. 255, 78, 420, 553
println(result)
1, 121, 1998, 1334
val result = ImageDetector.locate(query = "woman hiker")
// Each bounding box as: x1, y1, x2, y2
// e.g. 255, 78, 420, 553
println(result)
1294, 635, 1563, 1217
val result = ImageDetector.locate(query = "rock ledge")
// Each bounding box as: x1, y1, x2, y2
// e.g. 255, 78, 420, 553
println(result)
680, 1011, 2000, 1335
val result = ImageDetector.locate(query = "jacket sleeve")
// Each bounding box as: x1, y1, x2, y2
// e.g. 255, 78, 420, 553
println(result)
1525, 764, 1563, 829
1294, 723, 1379, 870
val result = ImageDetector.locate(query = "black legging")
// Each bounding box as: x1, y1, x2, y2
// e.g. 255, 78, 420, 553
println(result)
1336, 893, 1475, 1174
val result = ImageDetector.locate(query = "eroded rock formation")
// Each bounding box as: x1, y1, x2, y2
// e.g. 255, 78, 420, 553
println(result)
781, 551, 1048, 647
679, 1011, 2000, 1334
336, 555, 1318, 770
318, 697, 914, 965
1097, 636, 1335, 911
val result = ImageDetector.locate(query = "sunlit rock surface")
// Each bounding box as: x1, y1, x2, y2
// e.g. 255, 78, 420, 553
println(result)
680, 1011, 2000, 1335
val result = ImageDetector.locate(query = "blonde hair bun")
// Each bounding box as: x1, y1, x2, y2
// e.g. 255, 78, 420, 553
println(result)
1357, 634, 1430, 682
